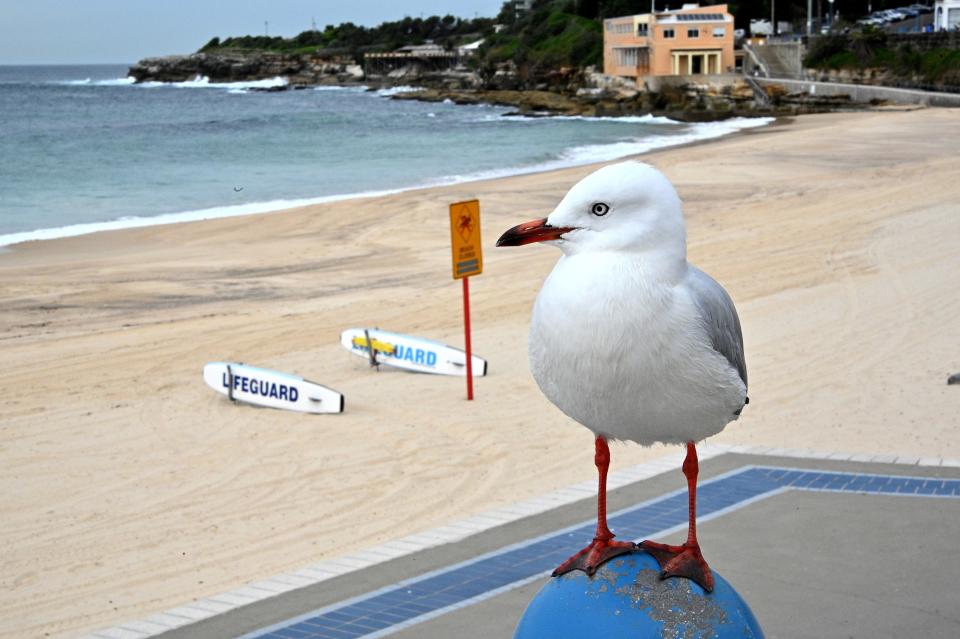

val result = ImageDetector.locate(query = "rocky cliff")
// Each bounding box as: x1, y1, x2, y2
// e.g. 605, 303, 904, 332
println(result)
128, 52, 852, 119
128, 52, 364, 86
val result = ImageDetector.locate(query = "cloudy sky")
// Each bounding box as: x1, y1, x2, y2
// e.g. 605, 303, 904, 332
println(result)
0, 0, 506, 65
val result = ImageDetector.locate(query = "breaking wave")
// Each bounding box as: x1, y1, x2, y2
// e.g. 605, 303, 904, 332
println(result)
136, 75, 289, 90
1, 116, 771, 248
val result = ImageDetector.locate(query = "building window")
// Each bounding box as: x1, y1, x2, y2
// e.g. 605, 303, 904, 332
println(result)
616, 48, 639, 67
688, 28, 700, 38
950, 8, 960, 29
713, 27, 725, 37
638, 23, 649, 36
607, 21, 635, 33
663, 28, 675, 38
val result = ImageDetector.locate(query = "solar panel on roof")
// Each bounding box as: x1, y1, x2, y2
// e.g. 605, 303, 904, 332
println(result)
676, 13, 724, 20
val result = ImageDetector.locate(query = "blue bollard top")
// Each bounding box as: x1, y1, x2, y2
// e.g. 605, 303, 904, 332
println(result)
514, 551, 764, 639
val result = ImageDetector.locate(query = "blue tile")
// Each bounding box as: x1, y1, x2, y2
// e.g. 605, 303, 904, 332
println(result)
311, 631, 350, 638
319, 610, 356, 623
247, 465, 960, 639
287, 623, 326, 636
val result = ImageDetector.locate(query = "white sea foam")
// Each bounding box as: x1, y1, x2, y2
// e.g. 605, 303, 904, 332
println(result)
557, 116, 773, 164
492, 113, 678, 125
58, 77, 136, 86
423, 117, 773, 186
314, 85, 370, 92
0, 116, 772, 248
0, 190, 405, 248
137, 75, 289, 90
375, 85, 424, 97
97, 77, 137, 86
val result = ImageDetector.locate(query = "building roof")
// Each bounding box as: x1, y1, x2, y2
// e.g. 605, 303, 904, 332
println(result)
604, 3, 733, 26
458, 39, 485, 51
656, 13, 732, 24
395, 44, 446, 53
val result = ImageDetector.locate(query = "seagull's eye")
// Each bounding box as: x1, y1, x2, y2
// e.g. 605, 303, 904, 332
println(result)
590, 202, 610, 217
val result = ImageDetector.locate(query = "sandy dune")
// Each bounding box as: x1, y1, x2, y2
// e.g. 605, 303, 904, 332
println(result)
1, 108, 958, 638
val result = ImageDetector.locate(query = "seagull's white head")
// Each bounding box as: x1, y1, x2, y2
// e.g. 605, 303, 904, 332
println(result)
497, 161, 686, 262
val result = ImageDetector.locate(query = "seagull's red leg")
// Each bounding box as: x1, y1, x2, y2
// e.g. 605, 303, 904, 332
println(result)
641, 441, 715, 592
552, 436, 636, 577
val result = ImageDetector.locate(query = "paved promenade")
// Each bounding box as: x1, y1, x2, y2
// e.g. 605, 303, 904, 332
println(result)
754, 77, 960, 107
84, 447, 960, 639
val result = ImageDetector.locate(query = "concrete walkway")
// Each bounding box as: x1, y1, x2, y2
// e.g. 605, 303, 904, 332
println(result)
92, 450, 960, 639
754, 77, 960, 107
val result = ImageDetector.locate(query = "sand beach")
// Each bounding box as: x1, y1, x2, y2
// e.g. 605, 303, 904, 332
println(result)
1, 108, 959, 638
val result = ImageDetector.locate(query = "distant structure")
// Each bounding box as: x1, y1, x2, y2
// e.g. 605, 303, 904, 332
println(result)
749, 19, 793, 36
457, 39, 485, 57
364, 43, 459, 75
934, 0, 960, 30
511, 0, 534, 17
603, 4, 735, 81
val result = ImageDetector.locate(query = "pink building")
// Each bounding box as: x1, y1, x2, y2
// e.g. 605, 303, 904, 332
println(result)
604, 4, 735, 80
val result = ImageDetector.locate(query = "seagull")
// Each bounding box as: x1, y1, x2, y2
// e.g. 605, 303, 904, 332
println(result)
496, 161, 748, 592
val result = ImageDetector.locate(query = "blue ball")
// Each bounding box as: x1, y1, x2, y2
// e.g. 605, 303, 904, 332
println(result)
514, 552, 764, 639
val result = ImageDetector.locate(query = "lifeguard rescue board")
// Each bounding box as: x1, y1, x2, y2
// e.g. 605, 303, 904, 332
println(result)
339, 328, 488, 377
203, 362, 344, 414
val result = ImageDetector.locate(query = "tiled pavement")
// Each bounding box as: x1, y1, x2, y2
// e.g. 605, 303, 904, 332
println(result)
243, 467, 960, 639
80, 445, 960, 639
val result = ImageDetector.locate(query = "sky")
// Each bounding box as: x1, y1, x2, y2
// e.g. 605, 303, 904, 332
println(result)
0, 0, 507, 65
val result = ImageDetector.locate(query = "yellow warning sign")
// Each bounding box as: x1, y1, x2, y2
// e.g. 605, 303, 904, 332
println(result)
449, 199, 482, 280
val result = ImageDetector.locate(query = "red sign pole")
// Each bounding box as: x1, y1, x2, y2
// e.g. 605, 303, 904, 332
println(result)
462, 276, 474, 400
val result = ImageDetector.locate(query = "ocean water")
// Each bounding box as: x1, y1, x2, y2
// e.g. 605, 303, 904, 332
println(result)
0, 64, 770, 247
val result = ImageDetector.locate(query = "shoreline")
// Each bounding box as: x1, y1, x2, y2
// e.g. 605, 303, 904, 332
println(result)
0, 114, 774, 249
2, 108, 959, 639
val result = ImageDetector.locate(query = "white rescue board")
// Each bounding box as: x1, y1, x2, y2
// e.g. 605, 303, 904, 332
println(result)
340, 328, 488, 377
203, 362, 344, 414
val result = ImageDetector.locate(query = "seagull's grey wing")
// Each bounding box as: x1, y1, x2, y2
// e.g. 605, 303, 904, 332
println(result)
685, 266, 747, 388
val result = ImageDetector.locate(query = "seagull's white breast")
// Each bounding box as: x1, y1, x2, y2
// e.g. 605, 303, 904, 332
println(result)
529, 252, 745, 445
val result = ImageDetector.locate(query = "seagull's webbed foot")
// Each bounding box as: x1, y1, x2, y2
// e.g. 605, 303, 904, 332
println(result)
552, 537, 637, 577
640, 539, 714, 592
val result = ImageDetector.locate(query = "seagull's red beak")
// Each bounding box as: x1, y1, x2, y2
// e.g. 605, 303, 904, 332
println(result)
496, 218, 575, 247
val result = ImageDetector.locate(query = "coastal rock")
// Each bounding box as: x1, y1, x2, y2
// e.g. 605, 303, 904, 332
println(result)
390, 88, 584, 115
128, 52, 364, 86
343, 65, 364, 80
130, 51, 840, 120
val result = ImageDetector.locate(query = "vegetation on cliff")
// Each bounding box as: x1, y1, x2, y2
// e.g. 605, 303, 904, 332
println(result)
805, 30, 960, 87
200, 15, 494, 58
190, 0, 960, 90
481, 1, 603, 70
191, 0, 821, 77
